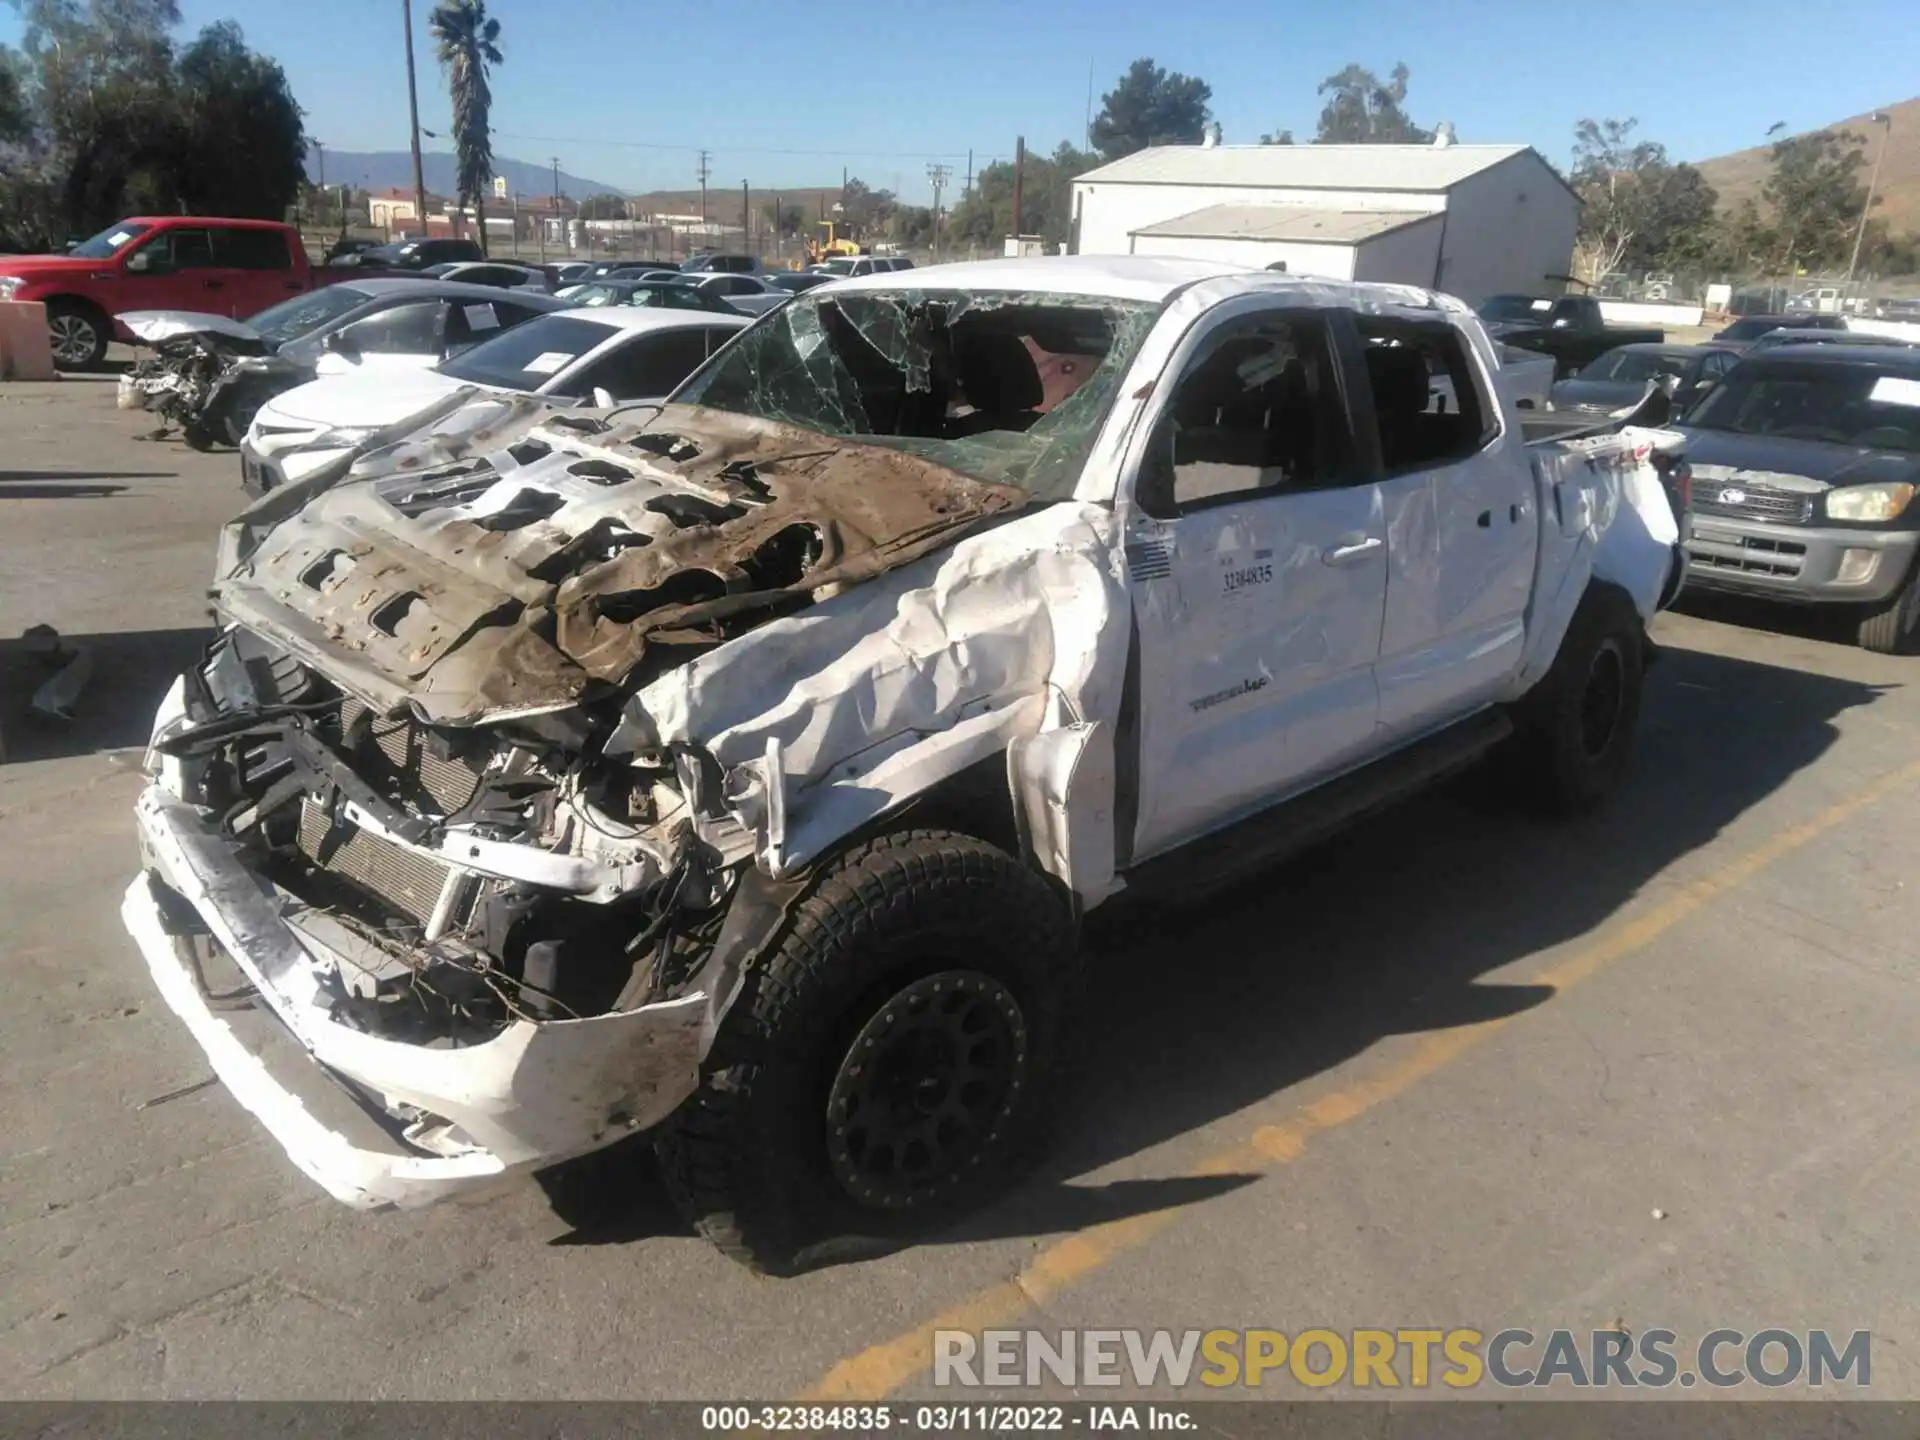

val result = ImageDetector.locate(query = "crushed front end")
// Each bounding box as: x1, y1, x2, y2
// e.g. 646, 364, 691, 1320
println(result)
126, 630, 725, 1207
124, 398, 1031, 1208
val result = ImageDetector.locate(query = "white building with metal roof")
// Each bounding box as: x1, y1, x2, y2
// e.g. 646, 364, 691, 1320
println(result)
1069, 140, 1579, 304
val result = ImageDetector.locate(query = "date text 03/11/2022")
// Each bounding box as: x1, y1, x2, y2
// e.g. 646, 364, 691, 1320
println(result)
699, 1405, 1197, 1432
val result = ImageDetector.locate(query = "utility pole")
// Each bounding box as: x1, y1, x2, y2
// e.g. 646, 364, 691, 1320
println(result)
1011, 135, 1026, 248
742, 180, 750, 254
926, 162, 951, 263
697, 150, 711, 225
310, 139, 325, 230
401, 0, 427, 232
1845, 111, 1895, 290
965, 149, 973, 199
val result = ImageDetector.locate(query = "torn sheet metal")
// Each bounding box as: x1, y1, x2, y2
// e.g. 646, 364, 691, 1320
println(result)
1505, 425, 1685, 697
616, 500, 1132, 897
214, 404, 1030, 724
22, 624, 93, 719
121, 309, 265, 346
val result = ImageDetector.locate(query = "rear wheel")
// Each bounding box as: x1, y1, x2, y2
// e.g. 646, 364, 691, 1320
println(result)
1500, 585, 1646, 814
46, 300, 109, 371
655, 828, 1077, 1274
1856, 566, 1920, 654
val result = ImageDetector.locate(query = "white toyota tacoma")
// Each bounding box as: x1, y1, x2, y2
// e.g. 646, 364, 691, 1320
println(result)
123, 258, 1688, 1272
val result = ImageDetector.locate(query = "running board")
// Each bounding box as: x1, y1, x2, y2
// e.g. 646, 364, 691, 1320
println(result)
1121, 709, 1514, 905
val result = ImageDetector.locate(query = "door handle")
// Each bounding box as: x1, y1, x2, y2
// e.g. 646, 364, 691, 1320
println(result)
203, 279, 225, 290
1321, 536, 1383, 566
1477, 510, 1492, 527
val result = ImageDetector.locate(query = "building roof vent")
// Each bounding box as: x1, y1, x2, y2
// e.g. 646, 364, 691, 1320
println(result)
1201, 122, 1223, 149
1432, 121, 1457, 148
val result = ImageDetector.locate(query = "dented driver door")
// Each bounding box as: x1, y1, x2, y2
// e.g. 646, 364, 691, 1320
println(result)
1118, 305, 1386, 865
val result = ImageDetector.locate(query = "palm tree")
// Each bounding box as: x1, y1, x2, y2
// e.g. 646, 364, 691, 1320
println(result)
428, 0, 502, 255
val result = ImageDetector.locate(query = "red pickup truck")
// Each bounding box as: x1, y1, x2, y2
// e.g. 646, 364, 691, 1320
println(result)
0, 217, 323, 370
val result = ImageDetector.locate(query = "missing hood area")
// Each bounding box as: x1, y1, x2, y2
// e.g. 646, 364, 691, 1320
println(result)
215, 402, 1032, 724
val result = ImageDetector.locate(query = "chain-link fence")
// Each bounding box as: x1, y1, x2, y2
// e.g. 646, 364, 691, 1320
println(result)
1593, 268, 1920, 319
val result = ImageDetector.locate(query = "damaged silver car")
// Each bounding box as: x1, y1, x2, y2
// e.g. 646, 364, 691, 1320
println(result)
117, 281, 570, 449
124, 258, 1688, 1272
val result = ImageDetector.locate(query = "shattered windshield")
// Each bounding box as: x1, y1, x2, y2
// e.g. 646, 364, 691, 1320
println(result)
670, 289, 1161, 500
243, 285, 376, 343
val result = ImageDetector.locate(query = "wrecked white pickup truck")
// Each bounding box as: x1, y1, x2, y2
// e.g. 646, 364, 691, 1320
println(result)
123, 258, 1687, 1272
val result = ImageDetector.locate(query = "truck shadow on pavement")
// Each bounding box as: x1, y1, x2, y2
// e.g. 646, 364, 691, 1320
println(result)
0, 627, 215, 764
545, 638, 1889, 1260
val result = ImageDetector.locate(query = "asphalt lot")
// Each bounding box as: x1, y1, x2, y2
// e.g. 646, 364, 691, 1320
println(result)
1, 377, 1916, 1401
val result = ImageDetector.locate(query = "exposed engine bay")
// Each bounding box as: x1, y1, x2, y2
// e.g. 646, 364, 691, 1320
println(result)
117, 315, 286, 448
167, 401, 1038, 1047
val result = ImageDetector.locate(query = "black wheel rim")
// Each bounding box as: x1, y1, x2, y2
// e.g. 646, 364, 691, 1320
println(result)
1580, 641, 1625, 759
825, 970, 1028, 1210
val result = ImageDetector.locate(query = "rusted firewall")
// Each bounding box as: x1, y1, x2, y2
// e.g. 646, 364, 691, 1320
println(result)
213, 404, 1027, 723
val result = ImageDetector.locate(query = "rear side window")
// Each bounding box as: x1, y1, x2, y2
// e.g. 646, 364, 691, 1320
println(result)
1355, 318, 1497, 473
215, 227, 292, 270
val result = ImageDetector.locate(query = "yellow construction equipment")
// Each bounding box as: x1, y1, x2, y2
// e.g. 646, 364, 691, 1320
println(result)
806, 221, 862, 264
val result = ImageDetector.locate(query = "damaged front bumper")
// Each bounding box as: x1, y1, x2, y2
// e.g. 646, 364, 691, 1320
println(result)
123, 679, 711, 1210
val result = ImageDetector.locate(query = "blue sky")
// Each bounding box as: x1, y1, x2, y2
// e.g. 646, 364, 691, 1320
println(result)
4, 0, 1914, 202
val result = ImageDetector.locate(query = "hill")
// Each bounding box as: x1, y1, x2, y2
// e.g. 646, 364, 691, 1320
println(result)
1692, 97, 1920, 236
306, 150, 628, 201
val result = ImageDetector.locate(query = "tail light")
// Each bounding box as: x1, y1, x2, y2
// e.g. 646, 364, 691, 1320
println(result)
1672, 460, 1693, 514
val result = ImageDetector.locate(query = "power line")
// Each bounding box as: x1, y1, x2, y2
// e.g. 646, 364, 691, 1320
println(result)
494, 129, 991, 162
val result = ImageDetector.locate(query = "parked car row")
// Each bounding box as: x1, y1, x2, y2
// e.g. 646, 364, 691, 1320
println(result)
0, 216, 873, 374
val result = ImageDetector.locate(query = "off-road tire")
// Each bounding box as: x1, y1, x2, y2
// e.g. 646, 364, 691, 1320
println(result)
1856, 566, 1920, 654
45, 299, 109, 371
655, 828, 1079, 1274
1501, 585, 1646, 815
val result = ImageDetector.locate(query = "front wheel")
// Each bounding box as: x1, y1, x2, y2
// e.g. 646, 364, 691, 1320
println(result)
1500, 586, 1647, 815
1856, 565, 1920, 654
45, 300, 109, 371
656, 829, 1078, 1274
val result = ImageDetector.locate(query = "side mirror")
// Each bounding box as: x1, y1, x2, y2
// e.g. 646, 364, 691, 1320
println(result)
125, 249, 155, 274
1550, 316, 1571, 329
323, 330, 361, 361
591, 386, 616, 408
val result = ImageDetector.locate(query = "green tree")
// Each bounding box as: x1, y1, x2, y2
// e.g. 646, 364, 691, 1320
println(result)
1259, 128, 1294, 146
1567, 118, 1717, 284
1089, 59, 1212, 160
1763, 129, 1869, 274
168, 22, 306, 220
948, 142, 1097, 250
1314, 63, 1430, 143
428, 0, 502, 255
2, 1, 305, 241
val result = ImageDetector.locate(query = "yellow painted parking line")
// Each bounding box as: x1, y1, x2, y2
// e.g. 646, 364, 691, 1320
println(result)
800, 757, 1920, 1403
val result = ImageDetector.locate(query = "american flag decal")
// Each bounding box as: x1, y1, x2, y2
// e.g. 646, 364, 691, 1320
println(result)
1125, 541, 1172, 580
